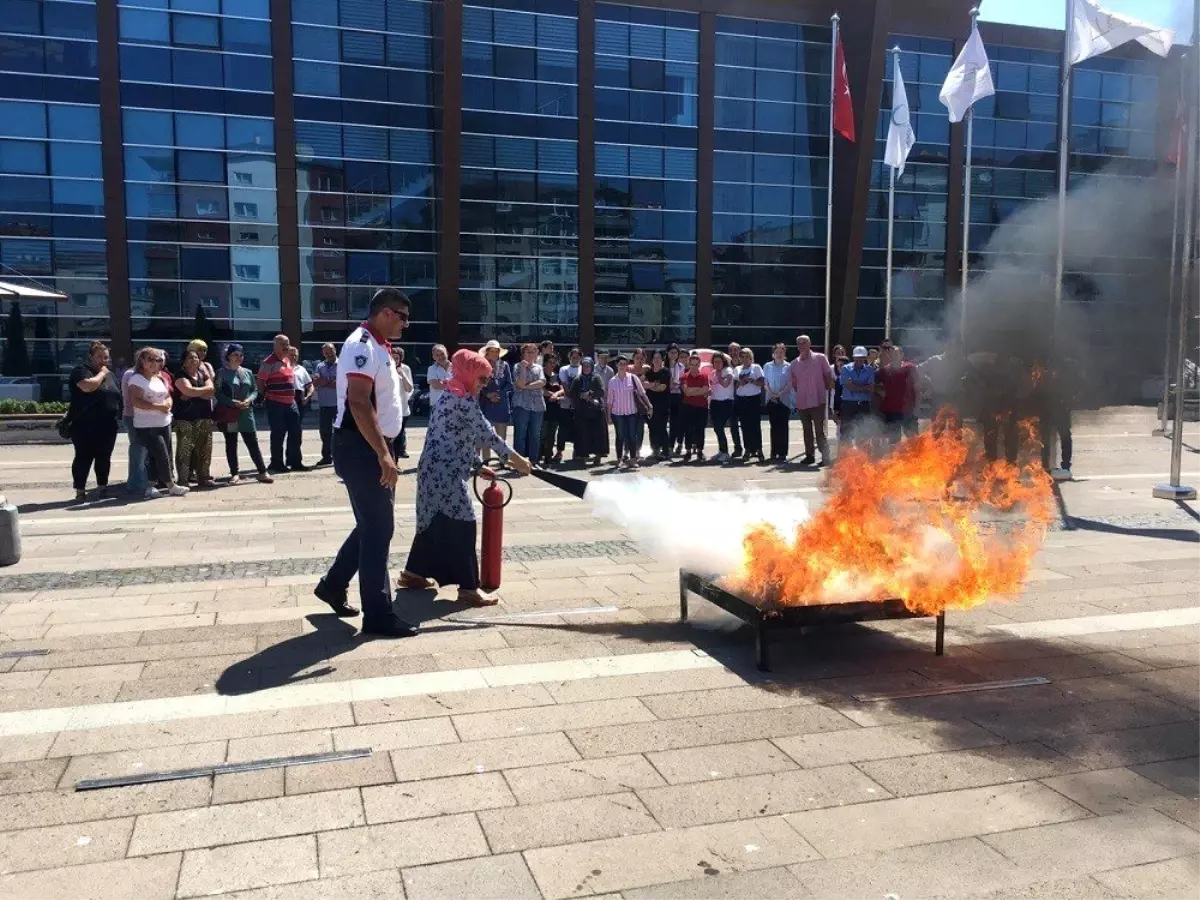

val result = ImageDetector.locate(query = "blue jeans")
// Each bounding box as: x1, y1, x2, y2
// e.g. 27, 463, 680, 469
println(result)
613, 414, 639, 459
124, 416, 148, 493
326, 430, 395, 621
511, 406, 544, 460
266, 400, 302, 468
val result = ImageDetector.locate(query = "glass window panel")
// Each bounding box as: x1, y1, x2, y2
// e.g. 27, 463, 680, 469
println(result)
390, 129, 431, 164
664, 28, 697, 63
343, 30, 384, 64
630, 24, 664, 59
225, 53, 272, 90
494, 9, 535, 45
629, 146, 662, 178
123, 109, 172, 146
715, 34, 754, 67
1100, 73, 1131, 101
756, 69, 794, 103
121, 8, 170, 42
43, 2, 98, 40
125, 147, 174, 182
173, 48, 223, 85
2, 0, 39, 35
48, 105, 100, 142
538, 15, 576, 51
715, 98, 752, 130
125, 182, 177, 217
340, 0, 385, 31
0, 101, 46, 139
0, 140, 46, 175
757, 38, 796, 71
343, 126, 389, 160
293, 25, 338, 61
173, 0, 220, 13
119, 44, 168, 81
294, 60, 339, 95
227, 117, 274, 152
292, 0, 337, 26
179, 246, 230, 280
172, 14, 220, 48
225, 0, 269, 16
177, 149, 225, 182
596, 143, 628, 177
223, 18, 270, 55
174, 113, 224, 149
495, 136, 536, 170
756, 100, 794, 133
49, 143, 101, 178
629, 58, 664, 91
494, 46, 536, 80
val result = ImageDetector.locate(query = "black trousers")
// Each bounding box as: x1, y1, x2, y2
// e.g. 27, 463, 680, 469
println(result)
223, 429, 267, 476
729, 404, 743, 453
71, 418, 119, 490
766, 400, 790, 459
1040, 409, 1073, 469
669, 393, 684, 450
318, 405, 336, 460
648, 401, 670, 454
326, 430, 395, 620
983, 412, 1020, 464
710, 399, 734, 455
840, 401, 873, 448
136, 425, 174, 487
681, 404, 707, 452
735, 395, 763, 455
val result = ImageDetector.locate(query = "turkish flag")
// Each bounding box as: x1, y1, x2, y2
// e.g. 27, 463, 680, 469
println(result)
833, 35, 856, 143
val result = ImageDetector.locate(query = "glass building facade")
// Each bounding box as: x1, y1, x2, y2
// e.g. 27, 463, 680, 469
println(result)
0, 0, 104, 371
0, 0, 1180, 386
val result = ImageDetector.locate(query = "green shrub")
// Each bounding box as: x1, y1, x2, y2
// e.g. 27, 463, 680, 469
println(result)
0, 399, 68, 415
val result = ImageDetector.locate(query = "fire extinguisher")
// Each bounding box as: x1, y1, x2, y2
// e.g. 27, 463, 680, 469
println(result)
473, 466, 513, 591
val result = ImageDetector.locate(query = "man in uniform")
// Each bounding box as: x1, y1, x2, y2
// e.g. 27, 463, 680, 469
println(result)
314, 288, 417, 638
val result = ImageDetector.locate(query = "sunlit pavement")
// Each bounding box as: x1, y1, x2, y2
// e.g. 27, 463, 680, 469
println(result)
0, 406, 1196, 899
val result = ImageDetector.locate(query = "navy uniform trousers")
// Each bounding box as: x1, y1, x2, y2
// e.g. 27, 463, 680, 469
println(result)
325, 429, 395, 622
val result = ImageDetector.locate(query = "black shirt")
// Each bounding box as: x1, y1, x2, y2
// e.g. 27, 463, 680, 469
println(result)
645, 368, 670, 408
173, 370, 214, 421
69, 365, 121, 422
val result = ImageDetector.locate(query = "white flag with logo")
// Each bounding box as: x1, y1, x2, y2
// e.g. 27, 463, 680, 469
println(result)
1069, 0, 1173, 65
939, 28, 996, 123
885, 54, 916, 176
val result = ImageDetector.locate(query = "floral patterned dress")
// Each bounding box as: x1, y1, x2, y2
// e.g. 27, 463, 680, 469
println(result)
407, 392, 512, 589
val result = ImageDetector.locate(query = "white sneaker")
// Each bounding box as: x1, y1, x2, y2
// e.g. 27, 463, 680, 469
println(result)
168, 484, 189, 496
143, 488, 162, 499
227, 474, 241, 485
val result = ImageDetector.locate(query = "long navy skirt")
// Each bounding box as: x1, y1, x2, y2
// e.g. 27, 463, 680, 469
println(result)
405, 512, 479, 590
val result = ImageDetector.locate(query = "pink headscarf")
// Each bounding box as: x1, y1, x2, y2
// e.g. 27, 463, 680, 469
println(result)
445, 348, 493, 398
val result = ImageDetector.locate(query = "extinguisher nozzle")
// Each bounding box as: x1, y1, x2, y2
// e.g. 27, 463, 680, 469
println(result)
529, 467, 591, 500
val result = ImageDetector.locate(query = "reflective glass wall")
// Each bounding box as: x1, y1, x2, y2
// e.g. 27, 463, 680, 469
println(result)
711, 17, 831, 355
292, 0, 442, 357
0, 0, 105, 380
857, 35, 952, 348
118, 0, 280, 363
460, 0, 579, 346
593, 2, 698, 349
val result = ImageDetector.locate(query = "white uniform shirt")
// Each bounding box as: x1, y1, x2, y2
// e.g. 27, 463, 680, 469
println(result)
398, 363, 413, 418
334, 324, 403, 439
427, 362, 450, 406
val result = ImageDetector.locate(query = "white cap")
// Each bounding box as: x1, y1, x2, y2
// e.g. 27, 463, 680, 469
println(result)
852, 346, 868, 358
482, 340, 502, 351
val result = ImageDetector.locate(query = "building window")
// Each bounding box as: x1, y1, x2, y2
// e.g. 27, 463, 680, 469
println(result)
237, 295, 261, 310
233, 201, 259, 219
199, 295, 220, 310
237, 230, 260, 243
234, 264, 261, 281
195, 200, 221, 217
233, 171, 253, 185
320, 206, 339, 222
320, 299, 341, 314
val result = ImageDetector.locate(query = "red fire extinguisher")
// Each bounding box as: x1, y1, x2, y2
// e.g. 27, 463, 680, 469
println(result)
473, 466, 513, 591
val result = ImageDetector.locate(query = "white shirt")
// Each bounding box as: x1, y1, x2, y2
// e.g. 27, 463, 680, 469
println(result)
734, 364, 765, 397
128, 373, 172, 428
398, 363, 413, 418
709, 368, 736, 401
427, 362, 450, 406
335, 324, 403, 439
293, 364, 312, 390
763, 359, 794, 408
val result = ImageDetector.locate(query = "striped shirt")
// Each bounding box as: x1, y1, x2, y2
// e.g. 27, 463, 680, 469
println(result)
605, 373, 645, 416
256, 353, 295, 404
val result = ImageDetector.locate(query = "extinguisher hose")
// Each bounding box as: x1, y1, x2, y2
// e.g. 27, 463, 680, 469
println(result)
472, 471, 514, 508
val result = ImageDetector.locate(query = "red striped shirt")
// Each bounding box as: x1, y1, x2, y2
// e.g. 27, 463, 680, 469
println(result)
256, 353, 295, 404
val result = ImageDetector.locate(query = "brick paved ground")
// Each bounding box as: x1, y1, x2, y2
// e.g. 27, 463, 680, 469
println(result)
0, 406, 1196, 899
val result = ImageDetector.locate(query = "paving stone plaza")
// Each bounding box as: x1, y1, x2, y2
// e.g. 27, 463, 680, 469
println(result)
0, 408, 1197, 900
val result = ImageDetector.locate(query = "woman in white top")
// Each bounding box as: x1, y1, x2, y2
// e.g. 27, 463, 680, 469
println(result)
707, 352, 736, 462
392, 346, 415, 459
762, 341, 793, 461
733, 347, 766, 462
127, 347, 188, 498
426, 343, 450, 408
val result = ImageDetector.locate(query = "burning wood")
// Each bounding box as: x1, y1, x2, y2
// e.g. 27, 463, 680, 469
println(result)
733, 411, 1055, 616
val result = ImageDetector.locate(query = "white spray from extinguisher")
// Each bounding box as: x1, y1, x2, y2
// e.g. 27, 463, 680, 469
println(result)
583, 476, 811, 577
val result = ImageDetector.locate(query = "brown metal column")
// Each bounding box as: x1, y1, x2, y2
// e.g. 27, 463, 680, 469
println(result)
831, 0, 892, 349
96, 0, 132, 363
694, 11, 715, 349
270, 0, 301, 345
577, 0, 596, 352
437, 0, 463, 350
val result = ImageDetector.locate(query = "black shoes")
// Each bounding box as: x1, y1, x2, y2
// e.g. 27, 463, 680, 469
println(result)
267, 463, 288, 475
317, 457, 333, 466
314, 579, 359, 617
289, 462, 313, 472
799, 455, 816, 466
361, 614, 419, 638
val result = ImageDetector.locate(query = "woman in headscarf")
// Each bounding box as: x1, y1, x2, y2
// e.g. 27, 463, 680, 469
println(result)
399, 349, 532, 606
569, 356, 608, 464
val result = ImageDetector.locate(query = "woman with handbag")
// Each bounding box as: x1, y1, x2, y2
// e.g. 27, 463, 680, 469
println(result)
127, 347, 188, 498
215, 343, 273, 484
605, 355, 651, 469
67, 341, 122, 501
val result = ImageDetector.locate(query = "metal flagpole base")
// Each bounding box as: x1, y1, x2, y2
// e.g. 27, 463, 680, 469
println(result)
1050, 468, 1072, 482
1152, 483, 1198, 501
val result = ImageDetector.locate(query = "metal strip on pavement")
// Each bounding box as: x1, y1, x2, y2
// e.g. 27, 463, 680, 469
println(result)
0, 649, 49, 659
854, 676, 1051, 702
76, 747, 372, 791
449, 605, 620, 622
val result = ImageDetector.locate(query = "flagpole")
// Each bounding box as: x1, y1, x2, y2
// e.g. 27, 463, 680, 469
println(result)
885, 46, 900, 341
1048, 0, 1075, 480
1154, 34, 1199, 501
960, 7, 980, 339
1155, 126, 1184, 437
824, 12, 838, 358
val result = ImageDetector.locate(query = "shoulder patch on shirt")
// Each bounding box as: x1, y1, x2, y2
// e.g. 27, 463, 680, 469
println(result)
354, 353, 369, 369
358, 331, 370, 343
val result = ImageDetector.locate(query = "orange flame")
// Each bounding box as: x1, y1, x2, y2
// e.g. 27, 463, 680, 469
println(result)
734, 413, 1055, 615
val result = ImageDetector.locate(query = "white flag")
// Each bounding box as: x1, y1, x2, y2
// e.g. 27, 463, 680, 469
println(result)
1069, 0, 1174, 65
939, 28, 995, 123
885, 54, 915, 176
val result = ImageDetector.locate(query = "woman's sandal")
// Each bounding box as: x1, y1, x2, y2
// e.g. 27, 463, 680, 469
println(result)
457, 589, 499, 607
398, 571, 437, 590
